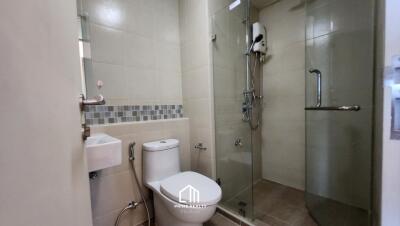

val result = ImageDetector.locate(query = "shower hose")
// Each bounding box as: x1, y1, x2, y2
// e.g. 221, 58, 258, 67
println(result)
249, 52, 262, 131
115, 142, 151, 226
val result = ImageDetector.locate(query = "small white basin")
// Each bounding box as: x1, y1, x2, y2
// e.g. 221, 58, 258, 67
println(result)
85, 133, 122, 172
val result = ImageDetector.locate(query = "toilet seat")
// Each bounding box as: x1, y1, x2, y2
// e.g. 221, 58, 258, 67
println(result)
160, 171, 222, 206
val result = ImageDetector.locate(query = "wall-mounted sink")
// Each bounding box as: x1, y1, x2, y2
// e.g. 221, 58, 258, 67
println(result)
85, 133, 122, 172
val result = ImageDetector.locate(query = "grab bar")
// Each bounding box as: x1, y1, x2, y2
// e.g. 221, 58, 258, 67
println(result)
305, 105, 361, 111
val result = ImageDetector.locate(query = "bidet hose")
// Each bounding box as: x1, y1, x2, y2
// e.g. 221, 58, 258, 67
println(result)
130, 143, 151, 226
115, 143, 151, 226
114, 201, 138, 226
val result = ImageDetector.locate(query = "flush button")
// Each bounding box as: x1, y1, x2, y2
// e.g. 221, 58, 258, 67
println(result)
160, 141, 166, 143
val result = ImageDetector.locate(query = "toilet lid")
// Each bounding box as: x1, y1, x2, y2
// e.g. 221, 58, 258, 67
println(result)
160, 171, 222, 206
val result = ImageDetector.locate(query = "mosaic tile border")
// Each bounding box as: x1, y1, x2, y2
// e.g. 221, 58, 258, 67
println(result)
84, 104, 183, 125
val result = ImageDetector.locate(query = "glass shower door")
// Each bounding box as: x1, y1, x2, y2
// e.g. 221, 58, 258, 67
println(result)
305, 0, 375, 225
212, 1, 254, 219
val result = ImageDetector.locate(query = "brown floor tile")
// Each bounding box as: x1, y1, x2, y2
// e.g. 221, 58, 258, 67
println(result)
253, 219, 271, 226
253, 180, 317, 226
280, 187, 306, 209
266, 201, 307, 225
258, 215, 290, 226
253, 181, 286, 211
205, 213, 239, 226
293, 213, 319, 226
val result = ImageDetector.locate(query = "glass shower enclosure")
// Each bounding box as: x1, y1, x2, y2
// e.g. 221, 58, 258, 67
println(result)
305, 0, 375, 225
212, 0, 375, 225
212, 0, 255, 219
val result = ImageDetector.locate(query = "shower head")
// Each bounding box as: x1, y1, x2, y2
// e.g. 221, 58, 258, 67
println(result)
247, 34, 264, 54
254, 34, 263, 43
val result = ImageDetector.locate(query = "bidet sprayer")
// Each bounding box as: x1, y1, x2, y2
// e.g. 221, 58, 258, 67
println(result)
129, 142, 136, 161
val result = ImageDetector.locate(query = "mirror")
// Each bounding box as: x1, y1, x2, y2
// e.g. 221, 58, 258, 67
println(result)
77, 0, 184, 124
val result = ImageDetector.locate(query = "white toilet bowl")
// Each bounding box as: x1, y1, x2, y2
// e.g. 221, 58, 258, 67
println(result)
143, 139, 222, 226
147, 173, 219, 226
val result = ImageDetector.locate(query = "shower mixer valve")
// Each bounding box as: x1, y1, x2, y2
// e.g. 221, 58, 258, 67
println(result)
242, 102, 252, 122
242, 88, 255, 122
194, 143, 207, 151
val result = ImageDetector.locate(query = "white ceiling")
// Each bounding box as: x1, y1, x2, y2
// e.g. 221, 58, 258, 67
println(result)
251, 0, 279, 9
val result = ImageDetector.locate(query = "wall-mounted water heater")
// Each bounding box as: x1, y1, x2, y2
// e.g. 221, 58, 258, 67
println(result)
252, 22, 267, 54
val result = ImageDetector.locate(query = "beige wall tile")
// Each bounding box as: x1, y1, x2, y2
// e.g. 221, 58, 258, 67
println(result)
181, 38, 210, 72
156, 42, 182, 73
260, 0, 306, 190
179, 0, 209, 45
93, 201, 153, 226
123, 33, 154, 69
84, 0, 128, 30
125, 0, 155, 38
158, 71, 183, 104
155, 3, 180, 44
90, 171, 136, 217
184, 98, 213, 129
125, 66, 158, 104
179, 0, 216, 179
182, 66, 210, 100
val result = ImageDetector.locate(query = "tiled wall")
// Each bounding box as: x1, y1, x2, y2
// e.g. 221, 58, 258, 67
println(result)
84, 104, 183, 125
179, 0, 216, 178
89, 119, 190, 226
83, 0, 182, 106
259, 0, 306, 190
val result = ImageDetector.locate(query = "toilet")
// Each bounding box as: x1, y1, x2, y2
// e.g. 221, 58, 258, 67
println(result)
143, 139, 222, 226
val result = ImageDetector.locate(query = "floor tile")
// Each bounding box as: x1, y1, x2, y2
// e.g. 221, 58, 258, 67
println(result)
205, 213, 239, 226
253, 180, 317, 226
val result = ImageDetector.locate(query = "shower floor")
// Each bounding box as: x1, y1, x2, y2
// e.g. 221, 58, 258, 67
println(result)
223, 179, 317, 226
252, 180, 317, 226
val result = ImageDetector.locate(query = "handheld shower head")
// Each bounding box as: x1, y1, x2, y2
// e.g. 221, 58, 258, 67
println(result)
254, 34, 263, 43
247, 34, 263, 54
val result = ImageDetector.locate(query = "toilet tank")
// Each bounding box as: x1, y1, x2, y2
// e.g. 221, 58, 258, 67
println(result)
143, 139, 181, 185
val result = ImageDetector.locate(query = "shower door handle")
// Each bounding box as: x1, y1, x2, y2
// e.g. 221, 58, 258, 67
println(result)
309, 69, 322, 107
305, 69, 360, 111
305, 105, 361, 111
